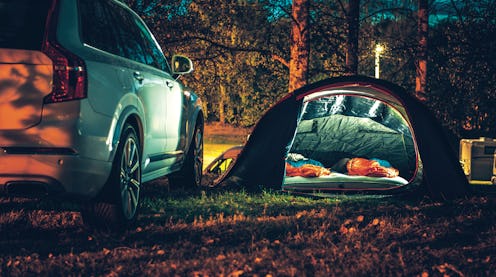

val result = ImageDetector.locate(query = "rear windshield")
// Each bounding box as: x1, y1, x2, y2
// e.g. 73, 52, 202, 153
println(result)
0, 0, 52, 50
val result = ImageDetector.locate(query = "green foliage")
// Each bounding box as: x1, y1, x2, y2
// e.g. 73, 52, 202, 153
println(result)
427, 2, 496, 139
120, 0, 495, 136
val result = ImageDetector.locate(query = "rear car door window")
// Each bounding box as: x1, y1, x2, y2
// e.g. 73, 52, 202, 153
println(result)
79, 0, 147, 65
107, 2, 148, 65
79, 0, 121, 56
79, 0, 169, 73
133, 18, 170, 73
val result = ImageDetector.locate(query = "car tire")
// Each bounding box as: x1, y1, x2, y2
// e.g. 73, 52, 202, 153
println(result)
81, 124, 141, 230
169, 120, 203, 189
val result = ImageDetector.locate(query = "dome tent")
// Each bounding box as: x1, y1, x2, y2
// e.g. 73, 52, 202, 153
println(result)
211, 76, 469, 200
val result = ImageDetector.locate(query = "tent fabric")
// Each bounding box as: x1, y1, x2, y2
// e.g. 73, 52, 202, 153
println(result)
216, 75, 470, 199
215, 93, 302, 191
302, 96, 413, 137
290, 114, 416, 179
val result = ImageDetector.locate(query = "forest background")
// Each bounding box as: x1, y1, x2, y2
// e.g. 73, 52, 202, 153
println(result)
121, 0, 495, 142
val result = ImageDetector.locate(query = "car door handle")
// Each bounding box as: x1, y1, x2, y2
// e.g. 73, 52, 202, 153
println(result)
133, 72, 144, 84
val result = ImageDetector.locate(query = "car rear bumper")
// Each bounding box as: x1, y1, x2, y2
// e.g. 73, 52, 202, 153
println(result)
0, 99, 117, 199
0, 151, 112, 199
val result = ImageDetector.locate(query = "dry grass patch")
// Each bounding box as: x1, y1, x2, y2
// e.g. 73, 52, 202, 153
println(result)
1, 182, 496, 276
203, 122, 251, 168
204, 122, 250, 144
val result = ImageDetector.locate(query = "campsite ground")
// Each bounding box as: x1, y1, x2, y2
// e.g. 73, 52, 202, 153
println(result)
0, 124, 495, 276
203, 122, 251, 168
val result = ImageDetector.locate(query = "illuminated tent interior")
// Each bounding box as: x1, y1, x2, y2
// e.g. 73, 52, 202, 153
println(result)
283, 94, 417, 191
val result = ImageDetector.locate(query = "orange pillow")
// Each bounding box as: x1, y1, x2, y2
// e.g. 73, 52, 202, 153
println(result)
346, 158, 399, 178
286, 163, 331, 177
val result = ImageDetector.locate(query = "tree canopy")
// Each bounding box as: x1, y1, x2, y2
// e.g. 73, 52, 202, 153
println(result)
121, 0, 496, 140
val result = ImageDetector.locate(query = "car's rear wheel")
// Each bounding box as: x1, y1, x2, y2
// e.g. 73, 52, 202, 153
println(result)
81, 124, 141, 230
169, 120, 203, 189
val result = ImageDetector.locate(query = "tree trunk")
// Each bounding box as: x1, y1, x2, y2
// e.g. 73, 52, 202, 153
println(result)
219, 83, 227, 123
345, 0, 360, 75
289, 0, 310, 92
415, 0, 428, 102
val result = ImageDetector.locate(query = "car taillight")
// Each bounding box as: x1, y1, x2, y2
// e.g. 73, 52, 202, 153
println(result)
42, 0, 87, 104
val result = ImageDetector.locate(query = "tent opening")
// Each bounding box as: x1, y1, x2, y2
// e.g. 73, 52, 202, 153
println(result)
283, 93, 417, 192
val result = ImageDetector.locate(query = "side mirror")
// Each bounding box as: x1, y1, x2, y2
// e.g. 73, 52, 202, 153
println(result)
171, 55, 193, 75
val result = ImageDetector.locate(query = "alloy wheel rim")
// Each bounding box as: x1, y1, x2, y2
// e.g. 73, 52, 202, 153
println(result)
120, 136, 141, 220
193, 127, 203, 186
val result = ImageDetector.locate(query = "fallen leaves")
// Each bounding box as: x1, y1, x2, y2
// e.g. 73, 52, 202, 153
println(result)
356, 215, 364, 222
339, 215, 386, 235
435, 263, 465, 276
0, 195, 495, 276
6, 259, 20, 267
229, 270, 245, 277
216, 254, 227, 261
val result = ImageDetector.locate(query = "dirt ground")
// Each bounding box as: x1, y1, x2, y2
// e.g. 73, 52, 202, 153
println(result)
203, 123, 250, 168
0, 185, 495, 276
204, 122, 251, 144
1, 124, 495, 276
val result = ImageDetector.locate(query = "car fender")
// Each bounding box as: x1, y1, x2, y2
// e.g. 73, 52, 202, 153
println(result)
184, 90, 204, 151
107, 94, 146, 162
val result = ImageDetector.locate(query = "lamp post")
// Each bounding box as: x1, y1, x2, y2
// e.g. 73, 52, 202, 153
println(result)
375, 43, 385, 78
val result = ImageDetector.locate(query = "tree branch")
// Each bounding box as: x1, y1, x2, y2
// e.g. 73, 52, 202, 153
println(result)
361, 7, 414, 22
272, 54, 289, 68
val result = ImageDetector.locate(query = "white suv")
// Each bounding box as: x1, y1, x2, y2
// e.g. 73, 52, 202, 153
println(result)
0, 0, 204, 228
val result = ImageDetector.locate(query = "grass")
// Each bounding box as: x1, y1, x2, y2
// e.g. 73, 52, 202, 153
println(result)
140, 187, 341, 223
1, 123, 495, 276
1, 189, 495, 276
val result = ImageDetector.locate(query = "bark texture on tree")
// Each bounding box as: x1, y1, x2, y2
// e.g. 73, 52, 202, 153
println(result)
415, 0, 428, 102
218, 83, 227, 123
289, 0, 310, 92
345, 0, 360, 75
